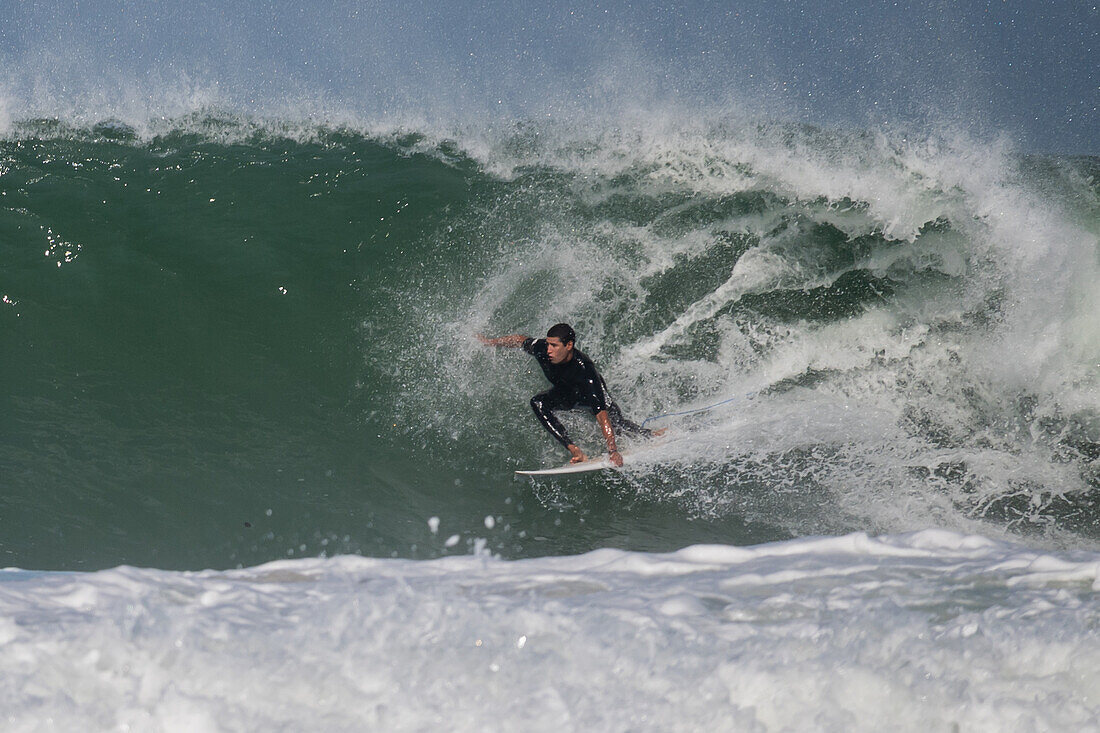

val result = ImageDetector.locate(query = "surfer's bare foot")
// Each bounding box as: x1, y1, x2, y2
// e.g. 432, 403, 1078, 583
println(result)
567, 444, 587, 463
653, 428, 668, 437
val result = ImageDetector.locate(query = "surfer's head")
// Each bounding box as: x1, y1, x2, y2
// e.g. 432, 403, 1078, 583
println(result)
545, 323, 575, 364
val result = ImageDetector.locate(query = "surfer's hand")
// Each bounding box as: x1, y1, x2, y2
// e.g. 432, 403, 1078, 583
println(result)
609, 449, 623, 467
568, 444, 587, 463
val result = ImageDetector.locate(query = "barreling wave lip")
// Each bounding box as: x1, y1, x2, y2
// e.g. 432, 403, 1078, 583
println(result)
420, 115, 1100, 549
0, 111, 479, 168
5, 110, 1097, 207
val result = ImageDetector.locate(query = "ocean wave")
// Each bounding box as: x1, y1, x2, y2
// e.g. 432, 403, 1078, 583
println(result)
2, 113, 1098, 572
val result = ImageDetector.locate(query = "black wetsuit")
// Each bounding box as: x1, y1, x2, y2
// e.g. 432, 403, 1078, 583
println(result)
522, 337, 650, 448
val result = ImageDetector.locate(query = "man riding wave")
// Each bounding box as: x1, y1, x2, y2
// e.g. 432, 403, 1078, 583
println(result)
478, 323, 658, 467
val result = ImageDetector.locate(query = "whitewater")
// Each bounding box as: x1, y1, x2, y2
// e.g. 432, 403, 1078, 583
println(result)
4, 530, 1100, 731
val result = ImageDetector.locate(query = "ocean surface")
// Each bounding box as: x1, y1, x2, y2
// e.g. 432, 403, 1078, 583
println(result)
1, 93, 1099, 730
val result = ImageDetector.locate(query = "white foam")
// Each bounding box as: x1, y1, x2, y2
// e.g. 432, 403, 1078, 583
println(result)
2, 530, 1099, 730
440, 116, 1099, 546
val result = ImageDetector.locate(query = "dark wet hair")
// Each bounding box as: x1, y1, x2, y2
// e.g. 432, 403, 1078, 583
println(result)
546, 323, 575, 344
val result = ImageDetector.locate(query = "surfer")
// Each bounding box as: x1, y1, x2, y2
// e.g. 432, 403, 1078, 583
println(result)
478, 323, 657, 466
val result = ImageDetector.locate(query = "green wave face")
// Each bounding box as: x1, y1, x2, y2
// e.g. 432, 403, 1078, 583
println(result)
3, 117, 1099, 569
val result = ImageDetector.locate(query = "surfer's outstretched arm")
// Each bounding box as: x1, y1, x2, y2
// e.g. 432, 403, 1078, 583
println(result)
477, 333, 528, 348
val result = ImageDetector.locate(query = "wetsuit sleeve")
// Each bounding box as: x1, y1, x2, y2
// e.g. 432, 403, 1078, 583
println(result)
578, 358, 611, 412
522, 337, 543, 355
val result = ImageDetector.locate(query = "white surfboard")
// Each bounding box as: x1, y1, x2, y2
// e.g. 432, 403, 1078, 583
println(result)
515, 442, 666, 476
515, 456, 618, 476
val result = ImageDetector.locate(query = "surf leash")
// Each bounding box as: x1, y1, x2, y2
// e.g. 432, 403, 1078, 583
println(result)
640, 391, 755, 428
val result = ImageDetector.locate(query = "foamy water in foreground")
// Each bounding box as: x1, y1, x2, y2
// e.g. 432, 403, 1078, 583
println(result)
3, 529, 1098, 732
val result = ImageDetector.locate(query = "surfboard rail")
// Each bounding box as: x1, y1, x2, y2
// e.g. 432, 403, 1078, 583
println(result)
515, 433, 675, 476
515, 457, 616, 476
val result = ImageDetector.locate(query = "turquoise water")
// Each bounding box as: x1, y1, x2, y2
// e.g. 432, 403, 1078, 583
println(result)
3, 116, 1098, 571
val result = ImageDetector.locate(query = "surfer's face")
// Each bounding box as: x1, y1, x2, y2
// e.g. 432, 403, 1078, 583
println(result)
546, 337, 573, 364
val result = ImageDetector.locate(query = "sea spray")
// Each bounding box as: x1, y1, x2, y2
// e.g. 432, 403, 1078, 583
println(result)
404, 118, 1100, 546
